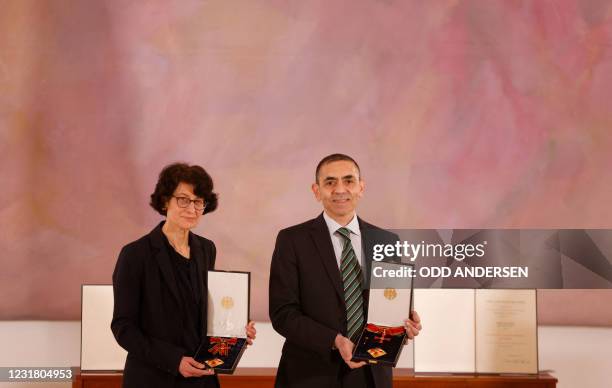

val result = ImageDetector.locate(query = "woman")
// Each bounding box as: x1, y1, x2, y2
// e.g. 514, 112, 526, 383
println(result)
111, 163, 256, 388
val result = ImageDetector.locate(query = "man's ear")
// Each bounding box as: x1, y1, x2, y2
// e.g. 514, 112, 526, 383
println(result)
311, 183, 321, 201
357, 178, 365, 199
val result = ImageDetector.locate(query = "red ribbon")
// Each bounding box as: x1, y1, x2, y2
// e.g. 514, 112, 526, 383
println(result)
365, 324, 405, 343
208, 337, 238, 356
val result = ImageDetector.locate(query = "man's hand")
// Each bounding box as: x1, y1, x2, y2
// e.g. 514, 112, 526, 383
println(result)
404, 310, 422, 340
246, 321, 257, 345
178, 356, 214, 377
334, 334, 366, 369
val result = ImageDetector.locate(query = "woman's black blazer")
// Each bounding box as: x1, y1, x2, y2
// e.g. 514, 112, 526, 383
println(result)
111, 222, 216, 388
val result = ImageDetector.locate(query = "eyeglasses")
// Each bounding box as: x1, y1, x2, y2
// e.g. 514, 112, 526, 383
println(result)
172, 196, 206, 211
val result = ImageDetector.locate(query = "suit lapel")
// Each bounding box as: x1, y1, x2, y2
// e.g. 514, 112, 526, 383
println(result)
149, 222, 182, 306
189, 233, 209, 340
309, 214, 344, 302
359, 217, 374, 290
359, 217, 379, 321
190, 234, 205, 303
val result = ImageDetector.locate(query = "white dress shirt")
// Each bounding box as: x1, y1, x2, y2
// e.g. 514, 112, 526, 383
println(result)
322, 212, 364, 279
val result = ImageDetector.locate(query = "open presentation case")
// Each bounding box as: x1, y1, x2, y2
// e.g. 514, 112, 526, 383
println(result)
194, 270, 250, 374
352, 261, 414, 367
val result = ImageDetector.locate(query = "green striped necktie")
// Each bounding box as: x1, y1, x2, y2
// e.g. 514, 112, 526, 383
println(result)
337, 227, 365, 343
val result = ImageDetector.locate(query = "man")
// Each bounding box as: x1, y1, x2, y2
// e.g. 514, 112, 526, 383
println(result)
269, 154, 422, 388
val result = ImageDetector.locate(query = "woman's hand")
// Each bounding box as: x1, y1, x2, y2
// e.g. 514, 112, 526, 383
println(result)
178, 356, 215, 377
245, 321, 257, 345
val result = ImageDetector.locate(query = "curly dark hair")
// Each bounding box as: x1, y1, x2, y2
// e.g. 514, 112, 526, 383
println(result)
150, 163, 218, 216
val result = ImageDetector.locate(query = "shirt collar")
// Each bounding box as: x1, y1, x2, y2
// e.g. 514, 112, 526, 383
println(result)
322, 211, 361, 237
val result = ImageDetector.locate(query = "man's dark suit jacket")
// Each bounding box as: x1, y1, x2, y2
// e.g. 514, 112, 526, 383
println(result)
111, 222, 218, 388
269, 213, 398, 388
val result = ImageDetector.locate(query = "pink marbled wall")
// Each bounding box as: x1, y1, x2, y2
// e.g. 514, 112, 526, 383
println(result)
1, 0, 611, 323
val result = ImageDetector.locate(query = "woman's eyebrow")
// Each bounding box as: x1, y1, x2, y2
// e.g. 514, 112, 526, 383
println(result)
175, 192, 200, 199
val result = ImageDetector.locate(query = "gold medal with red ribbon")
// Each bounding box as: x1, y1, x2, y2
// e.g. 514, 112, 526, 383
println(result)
208, 337, 238, 356
365, 324, 405, 344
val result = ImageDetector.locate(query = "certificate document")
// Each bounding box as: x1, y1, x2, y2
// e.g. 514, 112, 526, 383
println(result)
81, 285, 126, 371
414, 289, 476, 373
414, 288, 538, 374
475, 289, 538, 374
